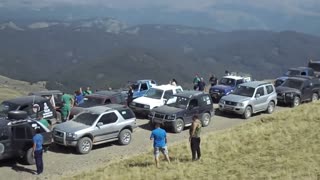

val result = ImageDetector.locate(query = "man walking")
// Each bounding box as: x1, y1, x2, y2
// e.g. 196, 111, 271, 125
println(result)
189, 115, 202, 161
150, 123, 170, 168
33, 128, 44, 175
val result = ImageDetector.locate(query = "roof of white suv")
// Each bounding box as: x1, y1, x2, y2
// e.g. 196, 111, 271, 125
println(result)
240, 81, 270, 88
223, 75, 251, 81
151, 84, 183, 91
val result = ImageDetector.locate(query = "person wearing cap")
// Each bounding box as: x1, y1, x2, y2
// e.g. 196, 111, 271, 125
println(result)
33, 128, 44, 175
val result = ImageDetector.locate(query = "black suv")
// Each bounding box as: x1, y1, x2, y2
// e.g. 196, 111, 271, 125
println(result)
0, 111, 52, 164
0, 96, 58, 125
276, 76, 320, 107
148, 91, 214, 133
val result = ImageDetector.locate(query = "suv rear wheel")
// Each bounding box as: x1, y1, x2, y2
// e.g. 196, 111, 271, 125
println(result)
76, 137, 92, 154
312, 93, 318, 102
24, 148, 35, 165
173, 118, 184, 133
118, 129, 132, 145
291, 96, 300, 107
242, 106, 252, 119
266, 101, 275, 114
201, 113, 211, 127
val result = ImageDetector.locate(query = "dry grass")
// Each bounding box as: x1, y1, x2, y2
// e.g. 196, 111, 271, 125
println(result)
67, 102, 320, 180
0, 87, 24, 102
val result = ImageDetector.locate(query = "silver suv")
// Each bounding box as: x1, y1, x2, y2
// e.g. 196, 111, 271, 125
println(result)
219, 81, 277, 119
53, 104, 136, 154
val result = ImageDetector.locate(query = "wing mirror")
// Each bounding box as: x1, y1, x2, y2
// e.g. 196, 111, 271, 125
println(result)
255, 94, 261, 98
97, 122, 103, 127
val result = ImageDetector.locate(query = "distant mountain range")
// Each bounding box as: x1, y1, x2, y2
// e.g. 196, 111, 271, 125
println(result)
0, 18, 320, 92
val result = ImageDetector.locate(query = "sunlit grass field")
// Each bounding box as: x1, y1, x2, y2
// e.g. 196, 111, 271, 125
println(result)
67, 102, 320, 180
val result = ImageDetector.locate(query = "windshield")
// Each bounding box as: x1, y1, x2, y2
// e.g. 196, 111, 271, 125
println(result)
219, 78, 236, 86
282, 79, 303, 89
79, 97, 104, 108
73, 112, 99, 126
167, 96, 190, 109
285, 70, 301, 76
0, 102, 18, 117
144, 88, 163, 99
232, 86, 255, 97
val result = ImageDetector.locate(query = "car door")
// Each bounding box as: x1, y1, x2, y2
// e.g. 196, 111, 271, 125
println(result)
185, 98, 200, 124
300, 80, 313, 101
0, 126, 13, 158
252, 86, 268, 112
11, 125, 33, 156
137, 83, 149, 97
93, 112, 119, 142
29, 122, 52, 145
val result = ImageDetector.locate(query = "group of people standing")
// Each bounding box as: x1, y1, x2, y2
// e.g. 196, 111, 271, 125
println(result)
150, 115, 202, 167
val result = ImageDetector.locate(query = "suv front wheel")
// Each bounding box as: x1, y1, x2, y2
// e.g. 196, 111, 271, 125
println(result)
76, 137, 92, 154
242, 106, 252, 119
173, 118, 184, 133
291, 96, 300, 107
201, 113, 211, 127
118, 129, 132, 145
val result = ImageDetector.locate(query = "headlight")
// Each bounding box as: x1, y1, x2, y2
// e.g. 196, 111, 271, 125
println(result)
219, 99, 225, 104
67, 132, 77, 139
144, 105, 150, 109
166, 114, 176, 120
237, 102, 244, 107
285, 93, 294, 97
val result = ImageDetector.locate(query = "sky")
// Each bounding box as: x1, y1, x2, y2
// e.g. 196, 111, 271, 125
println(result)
1, 0, 320, 34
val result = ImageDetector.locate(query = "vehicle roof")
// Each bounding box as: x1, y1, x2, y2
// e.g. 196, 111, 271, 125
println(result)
85, 104, 127, 114
308, 60, 320, 64
87, 91, 121, 98
152, 84, 183, 91
174, 90, 206, 98
129, 80, 155, 84
289, 67, 313, 71
222, 75, 247, 80
29, 90, 63, 96
240, 81, 270, 88
2, 96, 48, 105
286, 77, 311, 81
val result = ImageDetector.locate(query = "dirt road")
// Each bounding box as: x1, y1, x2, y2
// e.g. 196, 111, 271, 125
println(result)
0, 106, 287, 180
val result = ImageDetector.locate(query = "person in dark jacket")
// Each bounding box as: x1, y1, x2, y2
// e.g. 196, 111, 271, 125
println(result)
198, 78, 206, 91
209, 74, 218, 86
127, 85, 133, 106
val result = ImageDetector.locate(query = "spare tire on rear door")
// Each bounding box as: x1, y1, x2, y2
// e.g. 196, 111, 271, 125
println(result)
8, 111, 28, 120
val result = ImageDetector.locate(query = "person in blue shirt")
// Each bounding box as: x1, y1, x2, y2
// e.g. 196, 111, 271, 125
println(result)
150, 123, 170, 168
33, 128, 44, 175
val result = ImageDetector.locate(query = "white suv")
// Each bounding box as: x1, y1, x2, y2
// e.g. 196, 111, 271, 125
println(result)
130, 84, 183, 115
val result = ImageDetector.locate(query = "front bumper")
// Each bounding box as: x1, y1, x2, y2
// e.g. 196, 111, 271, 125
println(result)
219, 103, 246, 114
148, 114, 175, 127
53, 130, 78, 147
129, 105, 150, 115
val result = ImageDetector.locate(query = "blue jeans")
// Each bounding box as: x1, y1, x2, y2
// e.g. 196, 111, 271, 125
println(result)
34, 150, 43, 174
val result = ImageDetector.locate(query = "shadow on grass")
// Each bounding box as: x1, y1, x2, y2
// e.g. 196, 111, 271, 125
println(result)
0, 159, 36, 174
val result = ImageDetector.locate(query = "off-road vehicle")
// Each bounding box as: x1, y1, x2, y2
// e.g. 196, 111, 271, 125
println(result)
53, 104, 136, 154
0, 111, 52, 165
125, 80, 157, 99
130, 84, 183, 116
276, 76, 320, 107
0, 96, 58, 125
149, 91, 214, 133
219, 81, 277, 119
275, 67, 315, 87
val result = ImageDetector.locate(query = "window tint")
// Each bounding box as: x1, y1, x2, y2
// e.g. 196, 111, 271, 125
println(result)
200, 95, 212, 106
189, 99, 199, 108
140, 83, 148, 91
118, 109, 135, 119
163, 90, 174, 99
13, 126, 26, 139
256, 87, 265, 96
98, 112, 118, 125
236, 79, 244, 85
176, 88, 183, 94
266, 85, 274, 94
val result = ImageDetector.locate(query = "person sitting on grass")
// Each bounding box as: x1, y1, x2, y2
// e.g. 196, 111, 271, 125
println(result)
150, 123, 171, 168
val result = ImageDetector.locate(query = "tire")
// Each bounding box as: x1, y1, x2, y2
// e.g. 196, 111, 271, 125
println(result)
118, 129, 132, 145
291, 96, 300, 107
8, 111, 28, 120
201, 113, 211, 127
242, 106, 252, 119
173, 118, 184, 133
24, 148, 35, 165
312, 93, 318, 102
266, 101, 275, 114
76, 137, 92, 154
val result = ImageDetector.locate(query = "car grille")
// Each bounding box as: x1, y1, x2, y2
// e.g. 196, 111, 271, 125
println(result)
225, 101, 237, 106
54, 130, 65, 138
135, 103, 144, 108
154, 113, 165, 119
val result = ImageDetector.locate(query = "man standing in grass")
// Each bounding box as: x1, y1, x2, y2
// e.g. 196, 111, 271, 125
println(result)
150, 123, 170, 168
189, 115, 202, 161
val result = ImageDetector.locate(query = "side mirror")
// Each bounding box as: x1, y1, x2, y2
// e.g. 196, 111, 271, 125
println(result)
255, 94, 261, 98
97, 122, 103, 127
163, 99, 167, 104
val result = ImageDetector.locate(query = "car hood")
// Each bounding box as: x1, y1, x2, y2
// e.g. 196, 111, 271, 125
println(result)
152, 105, 183, 114
133, 97, 162, 106
221, 94, 251, 102
276, 76, 289, 81
210, 85, 233, 92
276, 86, 301, 94
54, 121, 89, 133
70, 107, 85, 116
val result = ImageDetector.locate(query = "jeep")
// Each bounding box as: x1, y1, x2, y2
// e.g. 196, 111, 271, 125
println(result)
126, 80, 157, 99
53, 104, 136, 154
276, 77, 320, 107
0, 96, 58, 125
308, 59, 320, 77
275, 67, 315, 87
149, 91, 214, 133
219, 81, 277, 119
0, 111, 52, 165
130, 84, 183, 116
209, 75, 251, 102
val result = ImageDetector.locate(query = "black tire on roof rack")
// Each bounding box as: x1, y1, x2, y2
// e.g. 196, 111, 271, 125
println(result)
8, 111, 28, 120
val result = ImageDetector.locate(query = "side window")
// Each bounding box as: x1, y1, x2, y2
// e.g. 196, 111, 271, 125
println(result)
256, 87, 265, 96
140, 83, 148, 91
266, 85, 274, 94
163, 90, 174, 99
118, 109, 135, 119
201, 95, 212, 105
98, 112, 118, 125
236, 79, 244, 85
189, 99, 199, 108
176, 88, 183, 94
104, 99, 112, 104
13, 126, 26, 139
301, 72, 306, 76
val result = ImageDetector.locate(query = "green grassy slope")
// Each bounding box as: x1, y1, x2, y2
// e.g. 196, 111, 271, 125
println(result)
68, 102, 320, 180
